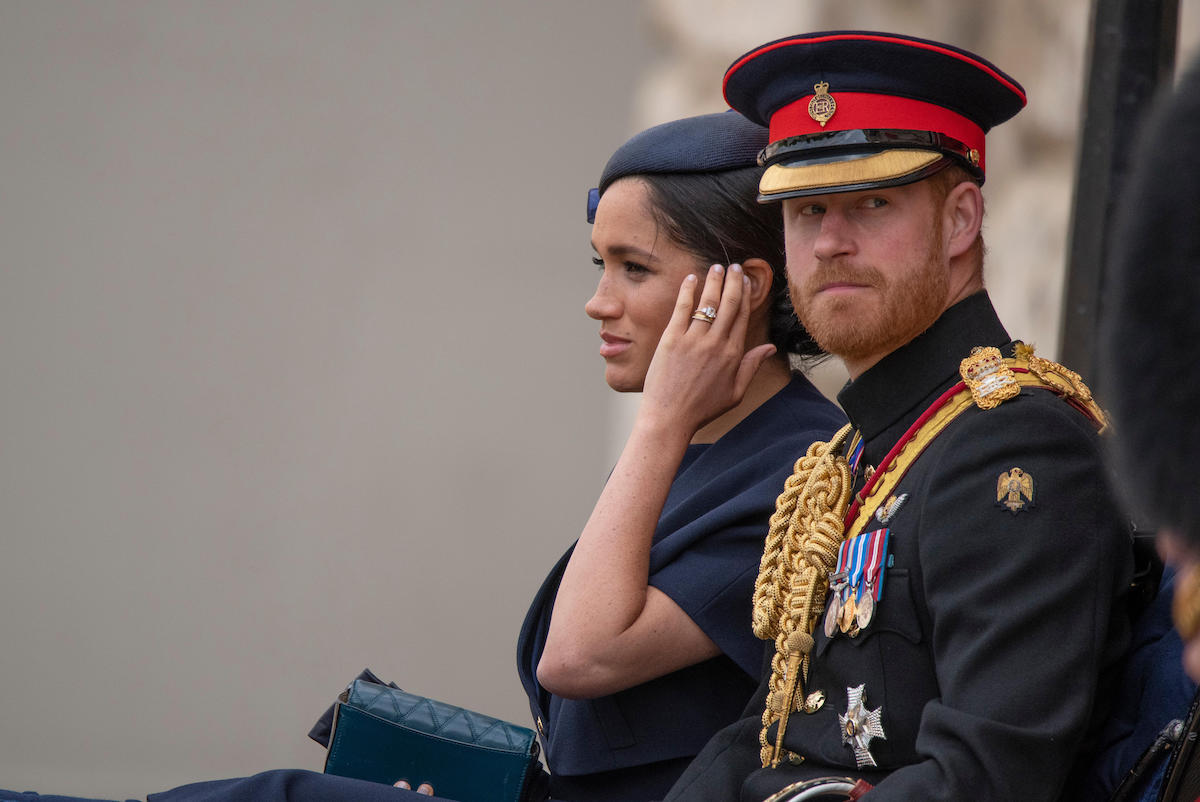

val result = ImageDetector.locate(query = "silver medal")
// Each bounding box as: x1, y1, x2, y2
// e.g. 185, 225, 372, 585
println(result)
824, 596, 840, 639
856, 589, 874, 630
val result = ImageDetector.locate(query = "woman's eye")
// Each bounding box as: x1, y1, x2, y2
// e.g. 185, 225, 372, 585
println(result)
591, 255, 650, 275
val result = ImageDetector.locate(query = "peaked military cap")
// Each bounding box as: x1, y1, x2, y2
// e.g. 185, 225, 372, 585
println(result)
722, 31, 1027, 201
587, 111, 767, 223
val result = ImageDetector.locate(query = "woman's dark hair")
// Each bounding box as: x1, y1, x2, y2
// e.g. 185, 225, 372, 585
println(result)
627, 166, 824, 362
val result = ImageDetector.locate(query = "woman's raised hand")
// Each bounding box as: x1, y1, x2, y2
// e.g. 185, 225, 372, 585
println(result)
639, 263, 777, 437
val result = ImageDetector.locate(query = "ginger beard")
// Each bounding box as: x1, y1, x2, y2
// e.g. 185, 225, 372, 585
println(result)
788, 215, 949, 366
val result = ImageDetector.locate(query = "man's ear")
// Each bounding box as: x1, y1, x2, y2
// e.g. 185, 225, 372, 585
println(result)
740, 258, 776, 312
944, 181, 984, 260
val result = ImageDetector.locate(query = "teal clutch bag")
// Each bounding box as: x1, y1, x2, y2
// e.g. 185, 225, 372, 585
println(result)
323, 679, 547, 802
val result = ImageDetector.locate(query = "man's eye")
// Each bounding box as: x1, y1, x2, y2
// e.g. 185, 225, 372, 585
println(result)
863, 197, 888, 209
799, 203, 825, 216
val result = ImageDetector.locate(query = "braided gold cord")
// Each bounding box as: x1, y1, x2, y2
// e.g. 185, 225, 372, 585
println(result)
752, 424, 853, 767
1016, 343, 1110, 432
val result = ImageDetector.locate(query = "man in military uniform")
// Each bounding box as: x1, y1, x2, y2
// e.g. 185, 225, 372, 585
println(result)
664, 31, 1132, 802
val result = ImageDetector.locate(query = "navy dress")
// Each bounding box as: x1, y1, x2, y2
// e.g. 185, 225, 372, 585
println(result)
517, 374, 846, 801
0, 375, 845, 802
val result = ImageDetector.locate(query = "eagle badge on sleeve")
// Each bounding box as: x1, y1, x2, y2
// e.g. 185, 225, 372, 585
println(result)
996, 467, 1034, 514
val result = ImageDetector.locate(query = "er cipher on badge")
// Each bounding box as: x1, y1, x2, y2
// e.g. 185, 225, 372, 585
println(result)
808, 81, 837, 127
827, 529, 890, 639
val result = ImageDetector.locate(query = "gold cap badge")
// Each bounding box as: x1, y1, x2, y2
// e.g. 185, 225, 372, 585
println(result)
808, 81, 837, 128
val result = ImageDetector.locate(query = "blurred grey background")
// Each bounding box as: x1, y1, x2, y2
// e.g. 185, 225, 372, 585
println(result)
1, 1, 1197, 797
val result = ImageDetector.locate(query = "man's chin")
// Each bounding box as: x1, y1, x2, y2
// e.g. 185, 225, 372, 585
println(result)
801, 317, 891, 364
799, 305, 869, 352
811, 335, 877, 364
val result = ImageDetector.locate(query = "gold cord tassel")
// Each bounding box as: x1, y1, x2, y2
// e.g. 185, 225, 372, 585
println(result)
753, 424, 853, 768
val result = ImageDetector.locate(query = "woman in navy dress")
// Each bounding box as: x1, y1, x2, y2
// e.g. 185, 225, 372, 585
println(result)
0, 112, 844, 802
515, 111, 844, 801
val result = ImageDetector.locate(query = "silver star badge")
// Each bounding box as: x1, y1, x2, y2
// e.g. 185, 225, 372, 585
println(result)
839, 684, 886, 768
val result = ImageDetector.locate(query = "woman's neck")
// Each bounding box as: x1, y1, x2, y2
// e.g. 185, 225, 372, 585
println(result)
692, 354, 792, 444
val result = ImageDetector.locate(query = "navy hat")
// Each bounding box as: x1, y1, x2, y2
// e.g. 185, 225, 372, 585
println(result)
586, 111, 767, 223
722, 31, 1027, 201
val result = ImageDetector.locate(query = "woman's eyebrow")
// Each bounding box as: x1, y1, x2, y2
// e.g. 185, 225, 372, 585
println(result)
590, 242, 657, 261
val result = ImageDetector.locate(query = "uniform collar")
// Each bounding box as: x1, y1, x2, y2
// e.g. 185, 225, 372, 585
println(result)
837, 291, 1010, 449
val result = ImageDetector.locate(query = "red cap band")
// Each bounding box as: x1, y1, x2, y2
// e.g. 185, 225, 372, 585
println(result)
768, 92, 986, 172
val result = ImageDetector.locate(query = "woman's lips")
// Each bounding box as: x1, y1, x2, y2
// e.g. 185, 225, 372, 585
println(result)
599, 332, 631, 358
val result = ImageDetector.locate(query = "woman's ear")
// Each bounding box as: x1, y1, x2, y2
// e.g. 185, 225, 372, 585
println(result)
739, 258, 776, 312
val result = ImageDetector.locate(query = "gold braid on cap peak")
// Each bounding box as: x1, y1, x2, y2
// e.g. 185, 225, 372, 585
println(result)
752, 423, 854, 768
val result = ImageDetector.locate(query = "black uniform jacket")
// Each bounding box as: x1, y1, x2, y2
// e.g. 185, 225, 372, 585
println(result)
664, 292, 1132, 802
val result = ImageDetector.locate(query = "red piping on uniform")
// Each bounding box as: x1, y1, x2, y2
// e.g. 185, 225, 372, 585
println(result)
843, 381, 966, 529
